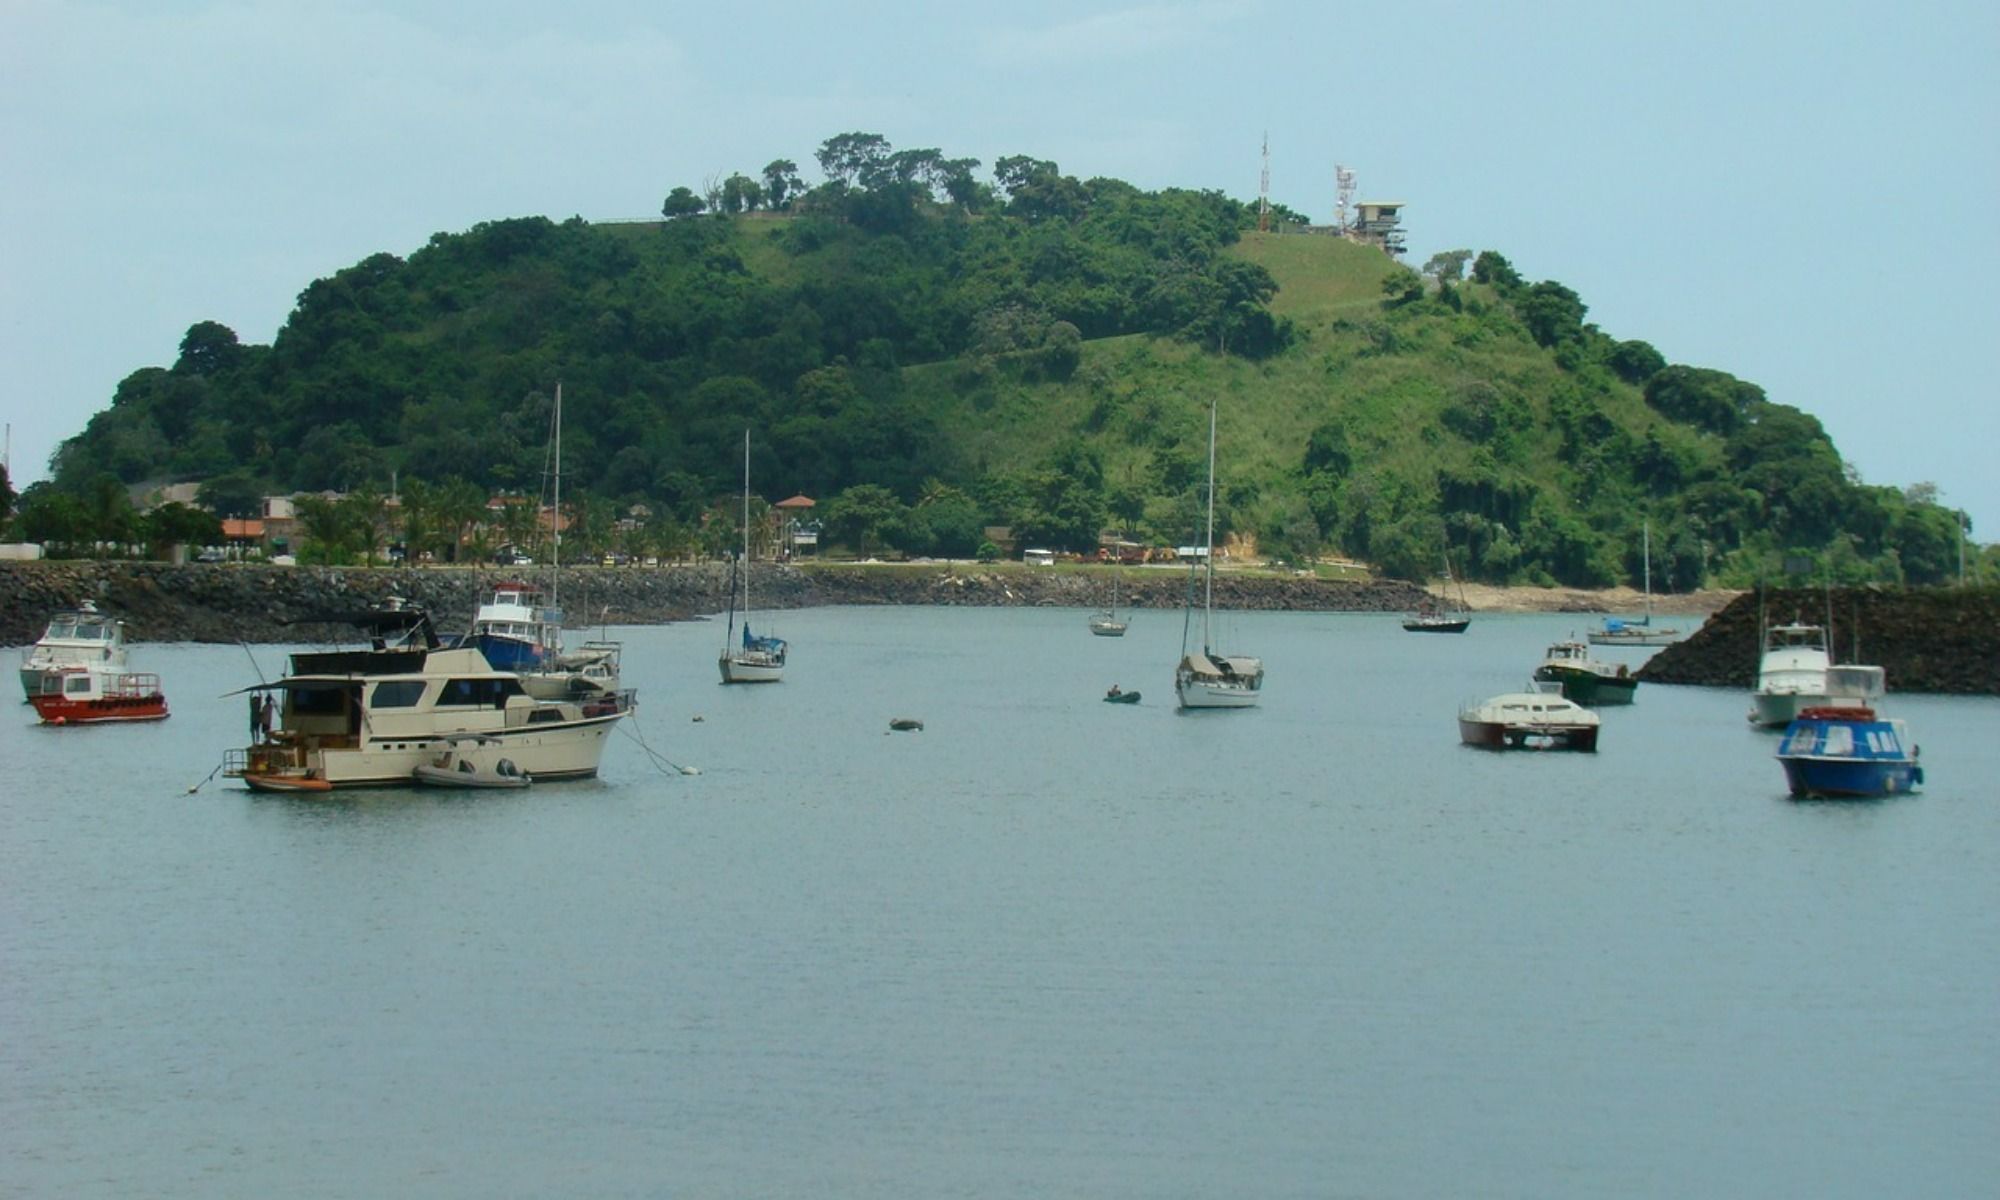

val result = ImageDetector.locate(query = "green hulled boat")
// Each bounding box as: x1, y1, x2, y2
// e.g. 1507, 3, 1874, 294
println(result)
1532, 640, 1638, 706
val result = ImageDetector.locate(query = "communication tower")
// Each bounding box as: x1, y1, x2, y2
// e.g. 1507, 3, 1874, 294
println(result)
1258, 133, 1271, 233
1334, 164, 1356, 235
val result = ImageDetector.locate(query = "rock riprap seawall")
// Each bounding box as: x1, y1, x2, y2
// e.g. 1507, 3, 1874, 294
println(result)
1636, 585, 2000, 695
0, 561, 1435, 646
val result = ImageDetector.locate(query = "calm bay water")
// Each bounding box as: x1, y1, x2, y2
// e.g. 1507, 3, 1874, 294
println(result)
4, 605, 1997, 1198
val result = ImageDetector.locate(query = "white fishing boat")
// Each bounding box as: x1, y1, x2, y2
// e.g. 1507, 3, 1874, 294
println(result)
1589, 521, 1681, 646
224, 601, 630, 793
19, 599, 130, 700
1748, 620, 1885, 728
1175, 399, 1262, 710
719, 429, 787, 684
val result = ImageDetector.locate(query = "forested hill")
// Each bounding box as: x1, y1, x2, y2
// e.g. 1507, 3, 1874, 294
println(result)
34, 134, 1974, 588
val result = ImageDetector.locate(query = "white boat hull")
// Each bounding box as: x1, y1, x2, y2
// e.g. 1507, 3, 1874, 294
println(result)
1176, 678, 1261, 709
243, 716, 621, 790
719, 653, 784, 684
1587, 629, 1679, 647
1089, 618, 1128, 637
1458, 689, 1601, 750
1750, 690, 1810, 728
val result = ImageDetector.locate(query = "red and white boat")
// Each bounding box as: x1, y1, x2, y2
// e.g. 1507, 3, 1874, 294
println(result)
19, 599, 129, 700
28, 666, 169, 725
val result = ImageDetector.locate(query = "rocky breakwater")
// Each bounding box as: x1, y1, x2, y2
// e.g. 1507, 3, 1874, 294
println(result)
2, 560, 1436, 646
0, 561, 731, 646
1636, 585, 2000, 695
781, 564, 1433, 612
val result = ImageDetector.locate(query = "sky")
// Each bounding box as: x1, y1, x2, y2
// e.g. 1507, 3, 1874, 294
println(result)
3, 0, 1996, 536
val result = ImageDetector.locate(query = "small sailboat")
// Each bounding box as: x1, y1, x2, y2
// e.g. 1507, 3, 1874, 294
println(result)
719, 429, 787, 684
1174, 399, 1263, 710
1089, 572, 1129, 636
1590, 520, 1681, 646
1403, 552, 1471, 633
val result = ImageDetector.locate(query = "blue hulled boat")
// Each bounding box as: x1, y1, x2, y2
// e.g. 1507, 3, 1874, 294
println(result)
1776, 706, 1923, 798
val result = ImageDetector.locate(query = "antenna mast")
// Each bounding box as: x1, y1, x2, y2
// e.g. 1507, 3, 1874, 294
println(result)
1335, 164, 1356, 235
1258, 132, 1271, 233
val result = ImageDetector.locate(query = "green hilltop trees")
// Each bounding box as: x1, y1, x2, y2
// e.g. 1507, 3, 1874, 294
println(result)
30, 132, 1986, 586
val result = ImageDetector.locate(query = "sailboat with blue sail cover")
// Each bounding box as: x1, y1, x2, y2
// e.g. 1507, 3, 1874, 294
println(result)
719, 429, 787, 684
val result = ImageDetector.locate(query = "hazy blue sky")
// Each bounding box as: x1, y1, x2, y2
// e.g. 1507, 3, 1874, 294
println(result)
4, 0, 1995, 535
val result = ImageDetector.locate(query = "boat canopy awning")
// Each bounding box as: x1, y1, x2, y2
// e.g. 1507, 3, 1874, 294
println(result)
221, 677, 368, 697
1179, 653, 1263, 678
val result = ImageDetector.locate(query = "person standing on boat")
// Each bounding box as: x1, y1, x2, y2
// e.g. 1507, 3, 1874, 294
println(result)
257, 693, 275, 741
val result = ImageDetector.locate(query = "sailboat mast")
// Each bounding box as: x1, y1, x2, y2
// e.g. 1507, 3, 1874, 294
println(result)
1203, 398, 1216, 652
1641, 518, 1650, 621
551, 383, 562, 610
742, 428, 752, 623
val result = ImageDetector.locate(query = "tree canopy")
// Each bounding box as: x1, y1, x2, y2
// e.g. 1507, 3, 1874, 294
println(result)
33, 132, 1982, 587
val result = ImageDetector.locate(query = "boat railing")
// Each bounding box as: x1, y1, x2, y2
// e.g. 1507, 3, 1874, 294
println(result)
226, 740, 316, 778
107, 673, 161, 698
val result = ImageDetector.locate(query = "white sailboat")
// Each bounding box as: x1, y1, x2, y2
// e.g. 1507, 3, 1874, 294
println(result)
1589, 519, 1681, 647
1174, 399, 1263, 709
719, 429, 787, 684
1089, 571, 1129, 636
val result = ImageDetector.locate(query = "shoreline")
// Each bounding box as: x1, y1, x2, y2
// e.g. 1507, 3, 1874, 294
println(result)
0, 556, 1738, 644
1434, 580, 1742, 617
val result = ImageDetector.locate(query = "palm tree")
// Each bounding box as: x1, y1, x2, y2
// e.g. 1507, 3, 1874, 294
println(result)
433, 478, 488, 563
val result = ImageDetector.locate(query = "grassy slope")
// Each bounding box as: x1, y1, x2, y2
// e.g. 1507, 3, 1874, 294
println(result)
597, 216, 1714, 560
899, 227, 1706, 540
